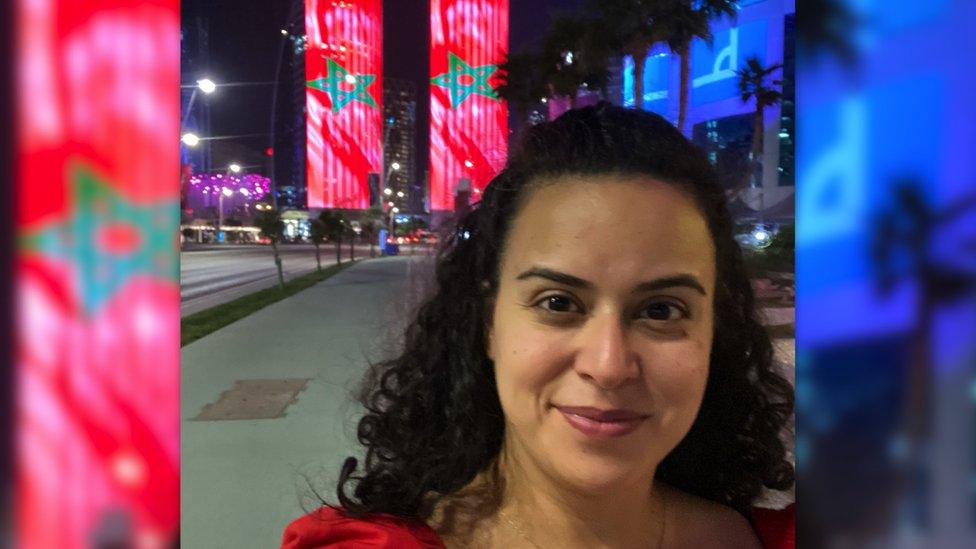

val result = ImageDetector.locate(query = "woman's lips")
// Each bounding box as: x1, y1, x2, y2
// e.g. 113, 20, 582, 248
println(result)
554, 406, 648, 438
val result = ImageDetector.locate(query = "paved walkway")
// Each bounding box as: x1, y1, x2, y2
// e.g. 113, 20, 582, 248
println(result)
181, 256, 421, 549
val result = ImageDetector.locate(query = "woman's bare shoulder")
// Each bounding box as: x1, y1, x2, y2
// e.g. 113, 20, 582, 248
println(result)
662, 485, 761, 549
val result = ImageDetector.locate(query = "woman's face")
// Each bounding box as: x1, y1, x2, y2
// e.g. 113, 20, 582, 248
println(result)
488, 176, 716, 492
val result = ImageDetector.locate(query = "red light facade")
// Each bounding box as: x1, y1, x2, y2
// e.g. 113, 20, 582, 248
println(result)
429, 0, 509, 211
15, 0, 180, 546
306, 0, 383, 209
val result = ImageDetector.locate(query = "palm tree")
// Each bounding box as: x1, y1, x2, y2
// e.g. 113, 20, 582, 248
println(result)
317, 210, 345, 264
255, 208, 285, 290
661, 0, 738, 133
309, 218, 327, 271
589, 0, 667, 111
736, 56, 783, 192
541, 14, 613, 108
346, 217, 355, 261
494, 50, 549, 123
361, 206, 384, 257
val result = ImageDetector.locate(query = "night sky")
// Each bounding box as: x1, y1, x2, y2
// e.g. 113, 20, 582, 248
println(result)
182, 0, 586, 180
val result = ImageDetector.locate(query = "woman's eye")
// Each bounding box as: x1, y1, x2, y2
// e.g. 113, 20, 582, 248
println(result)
638, 302, 687, 321
537, 295, 580, 314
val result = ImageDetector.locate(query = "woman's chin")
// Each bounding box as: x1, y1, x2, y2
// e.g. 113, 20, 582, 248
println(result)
548, 453, 650, 494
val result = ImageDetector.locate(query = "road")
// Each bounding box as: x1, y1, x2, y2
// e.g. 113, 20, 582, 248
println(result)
180, 243, 377, 316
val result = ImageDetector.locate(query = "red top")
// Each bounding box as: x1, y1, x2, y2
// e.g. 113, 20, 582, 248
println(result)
282, 504, 795, 549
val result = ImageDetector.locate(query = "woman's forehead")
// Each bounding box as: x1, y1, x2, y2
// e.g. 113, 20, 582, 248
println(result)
500, 176, 716, 287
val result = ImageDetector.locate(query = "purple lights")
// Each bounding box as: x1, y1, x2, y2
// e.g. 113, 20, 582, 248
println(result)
183, 172, 272, 219
188, 173, 270, 197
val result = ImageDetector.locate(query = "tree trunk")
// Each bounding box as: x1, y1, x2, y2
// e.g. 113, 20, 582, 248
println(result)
678, 44, 691, 133
752, 105, 765, 189
348, 234, 354, 260
314, 243, 321, 272
632, 49, 646, 109
335, 235, 342, 264
271, 241, 285, 290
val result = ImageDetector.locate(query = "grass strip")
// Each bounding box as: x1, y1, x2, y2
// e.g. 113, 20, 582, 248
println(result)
181, 260, 358, 347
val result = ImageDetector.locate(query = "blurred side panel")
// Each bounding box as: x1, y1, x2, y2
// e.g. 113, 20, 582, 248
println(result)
14, 0, 180, 547
305, 0, 383, 210
797, 0, 976, 546
429, 0, 509, 216
1, 0, 15, 543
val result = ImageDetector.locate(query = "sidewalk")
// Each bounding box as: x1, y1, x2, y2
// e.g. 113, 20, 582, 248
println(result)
181, 256, 420, 548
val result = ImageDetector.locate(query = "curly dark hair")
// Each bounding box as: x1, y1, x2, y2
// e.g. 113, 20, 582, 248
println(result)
335, 103, 794, 519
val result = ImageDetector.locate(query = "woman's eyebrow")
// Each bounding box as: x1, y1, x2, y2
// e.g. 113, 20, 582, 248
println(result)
515, 267, 707, 296
516, 267, 591, 288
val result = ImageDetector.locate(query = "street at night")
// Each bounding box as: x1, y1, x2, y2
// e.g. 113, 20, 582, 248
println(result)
180, 243, 423, 316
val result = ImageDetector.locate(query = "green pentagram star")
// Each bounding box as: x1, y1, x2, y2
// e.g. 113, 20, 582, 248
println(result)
307, 58, 378, 113
431, 52, 499, 108
19, 163, 179, 315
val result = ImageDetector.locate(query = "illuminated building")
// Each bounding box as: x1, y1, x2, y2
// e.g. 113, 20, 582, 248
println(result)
429, 0, 509, 218
383, 77, 418, 213
607, 0, 795, 217
305, 0, 383, 209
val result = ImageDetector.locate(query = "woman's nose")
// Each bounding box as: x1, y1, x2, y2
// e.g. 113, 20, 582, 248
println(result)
573, 312, 640, 389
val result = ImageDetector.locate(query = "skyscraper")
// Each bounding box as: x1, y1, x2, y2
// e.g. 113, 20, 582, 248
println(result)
275, 0, 308, 210
383, 77, 418, 213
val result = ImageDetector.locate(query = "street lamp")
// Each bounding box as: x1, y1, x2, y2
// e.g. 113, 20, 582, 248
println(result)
218, 186, 234, 236
384, 161, 402, 235
396, 191, 405, 198
182, 78, 216, 127
181, 133, 200, 147
197, 78, 217, 94
229, 163, 242, 173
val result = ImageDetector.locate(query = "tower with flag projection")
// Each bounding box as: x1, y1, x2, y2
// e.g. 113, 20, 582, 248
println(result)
305, 0, 383, 210
429, 0, 508, 219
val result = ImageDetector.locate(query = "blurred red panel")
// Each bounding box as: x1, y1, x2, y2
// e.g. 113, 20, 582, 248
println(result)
15, 0, 180, 547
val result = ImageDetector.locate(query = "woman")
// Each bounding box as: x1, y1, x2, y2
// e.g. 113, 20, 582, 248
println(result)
282, 104, 795, 548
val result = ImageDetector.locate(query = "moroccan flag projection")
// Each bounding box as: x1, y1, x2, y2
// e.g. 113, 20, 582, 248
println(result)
430, 0, 509, 211
15, 0, 180, 547
305, 0, 383, 209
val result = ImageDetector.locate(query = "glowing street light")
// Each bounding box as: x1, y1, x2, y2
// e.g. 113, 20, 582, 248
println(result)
181, 133, 200, 147
197, 78, 217, 94
383, 188, 393, 196
387, 201, 394, 207
396, 191, 405, 198
391, 207, 400, 213
391, 161, 401, 171
229, 163, 242, 173
221, 187, 233, 197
